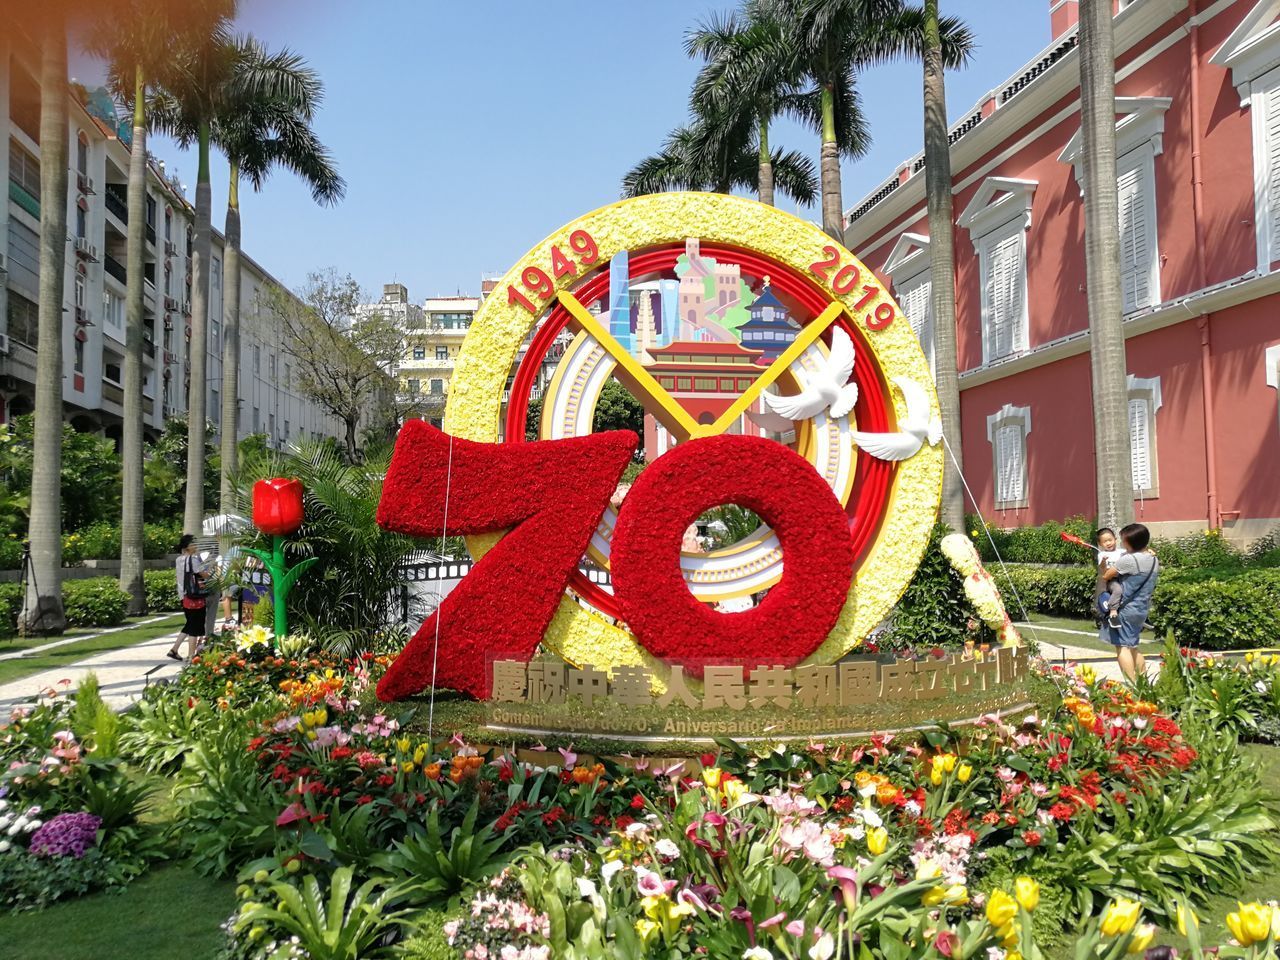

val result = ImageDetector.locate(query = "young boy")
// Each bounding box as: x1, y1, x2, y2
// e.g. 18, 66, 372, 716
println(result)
1095, 527, 1126, 628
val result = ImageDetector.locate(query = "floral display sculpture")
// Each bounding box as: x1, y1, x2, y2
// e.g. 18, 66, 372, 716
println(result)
374, 193, 946, 702
940, 533, 1021, 646
246, 477, 317, 642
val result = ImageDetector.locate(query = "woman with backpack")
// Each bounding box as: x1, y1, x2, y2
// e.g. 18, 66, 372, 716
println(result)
166, 534, 210, 662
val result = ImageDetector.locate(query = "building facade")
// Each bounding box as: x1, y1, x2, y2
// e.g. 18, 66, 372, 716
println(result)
0, 32, 346, 452
844, 0, 1280, 542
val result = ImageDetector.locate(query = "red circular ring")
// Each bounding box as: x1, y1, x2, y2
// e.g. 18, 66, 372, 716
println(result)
504, 242, 897, 618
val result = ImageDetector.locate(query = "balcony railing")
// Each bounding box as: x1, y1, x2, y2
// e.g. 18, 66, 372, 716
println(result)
104, 189, 127, 223
103, 255, 127, 285
8, 180, 39, 218
145, 222, 156, 246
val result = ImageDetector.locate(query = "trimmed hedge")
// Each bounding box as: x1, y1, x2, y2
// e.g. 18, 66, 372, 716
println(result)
0, 522, 184, 570
0, 582, 21, 637
61, 579, 129, 628
144, 569, 182, 612
1149, 569, 1280, 651
990, 562, 1280, 650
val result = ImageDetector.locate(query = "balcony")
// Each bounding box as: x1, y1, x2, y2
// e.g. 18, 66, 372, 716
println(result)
145, 222, 156, 247
8, 180, 38, 218
103, 255, 127, 286
104, 188, 127, 223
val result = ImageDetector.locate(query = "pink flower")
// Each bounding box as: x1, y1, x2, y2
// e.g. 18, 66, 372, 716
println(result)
758, 912, 787, 929
785, 919, 806, 936
275, 802, 308, 827
557, 746, 577, 770
634, 866, 665, 897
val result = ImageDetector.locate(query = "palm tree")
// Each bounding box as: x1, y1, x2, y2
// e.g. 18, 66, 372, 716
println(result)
622, 113, 819, 204
1078, 0, 1132, 530
150, 19, 238, 536
685, 1, 800, 206
86, 1, 233, 613
214, 39, 345, 517
919, 0, 967, 531
21, 6, 72, 633
781, 0, 972, 239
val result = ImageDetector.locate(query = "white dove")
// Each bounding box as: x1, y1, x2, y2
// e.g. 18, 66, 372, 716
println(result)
851, 376, 943, 461
761, 327, 859, 421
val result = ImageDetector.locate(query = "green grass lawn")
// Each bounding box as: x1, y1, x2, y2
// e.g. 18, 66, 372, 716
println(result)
0, 614, 182, 685
1016, 613, 1166, 656
0, 862, 235, 960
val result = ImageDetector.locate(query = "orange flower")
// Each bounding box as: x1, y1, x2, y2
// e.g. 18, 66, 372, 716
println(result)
572, 766, 594, 784
876, 782, 901, 805
423, 763, 441, 780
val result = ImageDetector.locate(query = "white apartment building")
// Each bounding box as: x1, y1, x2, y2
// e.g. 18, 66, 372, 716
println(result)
0, 30, 346, 452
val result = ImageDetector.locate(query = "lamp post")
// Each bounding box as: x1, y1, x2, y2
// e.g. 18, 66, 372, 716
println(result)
246, 477, 316, 640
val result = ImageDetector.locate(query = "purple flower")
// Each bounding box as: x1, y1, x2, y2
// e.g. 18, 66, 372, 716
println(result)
28, 812, 101, 859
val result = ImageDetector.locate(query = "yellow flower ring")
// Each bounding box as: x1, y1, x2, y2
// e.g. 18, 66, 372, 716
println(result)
446, 193, 941, 681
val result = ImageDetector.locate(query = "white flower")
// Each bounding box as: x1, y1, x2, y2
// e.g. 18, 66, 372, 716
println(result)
743, 949, 775, 960
0, 840, 10, 853
575, 877, 597, 900
810, 933, 835, 960
600, 859, 624, 885
654, 839, 680, 861
857, 807, 883, 829
24, 819, 39, 833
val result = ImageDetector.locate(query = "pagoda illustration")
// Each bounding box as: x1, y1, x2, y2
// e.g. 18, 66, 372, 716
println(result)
737, 278, 799, 361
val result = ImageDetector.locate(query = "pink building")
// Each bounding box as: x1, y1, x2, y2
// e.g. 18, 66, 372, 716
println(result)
844, 0, 1280, 542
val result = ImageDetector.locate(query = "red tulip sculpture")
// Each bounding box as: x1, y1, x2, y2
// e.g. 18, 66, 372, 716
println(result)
246, 478, 317, 640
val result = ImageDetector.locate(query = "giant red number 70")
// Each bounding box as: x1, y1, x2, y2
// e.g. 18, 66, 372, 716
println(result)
375, 422, 855, 700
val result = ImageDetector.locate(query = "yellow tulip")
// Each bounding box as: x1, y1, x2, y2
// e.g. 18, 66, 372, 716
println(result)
395, 736, 411, 753
1100, 899, 1142, 937
986, 890, 1018, 927
923, 886, 947, 907
867, 826, 888, 856
1007, 953, 1023, 960
701, 767, 723, 790
634, 918, 660, 944
1226, 902, 1273, 946
399, 761, 414, 773
1000, 922, 1020, 949
1014, 877, 1040, 913
1127, 924, 1156, 954
930, 767, 944, 786
942, 753, 957, 773
922, 885, 968, 908
957, 763, 972, 783
1175, 904, 1198, 936
723, 778, 746, 805
916, 859, 942, 882
1246, 652, 1255, 664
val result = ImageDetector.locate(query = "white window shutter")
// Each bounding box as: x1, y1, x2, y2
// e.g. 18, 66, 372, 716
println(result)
1266, 81, 1280, 257
897, 277, 934, 374
996, 422, 1023, 504
985, 233, 1022, 361
1128, 397, 1152, 491
1117, 165, 1152, 312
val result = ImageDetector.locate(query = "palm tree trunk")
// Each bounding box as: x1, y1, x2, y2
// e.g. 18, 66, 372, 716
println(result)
757, 114, 774, 206
219, 162, 242, 516
819, 85, 844, 240
119, 64, 148, 613
922, 0, 964, 532
22, 14, 69, 633
1078, 0, 1133, 531
183, 122, 212, 535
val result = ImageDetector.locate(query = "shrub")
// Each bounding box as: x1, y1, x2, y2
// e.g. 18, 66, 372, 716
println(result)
1152, 528, 1243, 570
0, 582, 22, 636
75, 522, 119, 561
1149, 570, 1280, 650
992, 565, 1097, 621
144, 569, 181, 612
885, 523, 975, 649
0, 538, 22, 570
968, 515, 1095, 566
143, 522, 182, 559
62, 579, 129, 628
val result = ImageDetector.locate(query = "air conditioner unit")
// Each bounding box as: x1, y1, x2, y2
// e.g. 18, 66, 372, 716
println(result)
74, 238, 97, 261
0, 334, 9, 355
77, 173, 95, 195
182, 300, 192, 315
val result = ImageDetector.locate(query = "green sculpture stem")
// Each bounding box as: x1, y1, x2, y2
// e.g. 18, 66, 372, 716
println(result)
244, 535, 317, 641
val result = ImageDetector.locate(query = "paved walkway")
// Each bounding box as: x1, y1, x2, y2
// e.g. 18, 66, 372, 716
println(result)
0, 625, 187, 712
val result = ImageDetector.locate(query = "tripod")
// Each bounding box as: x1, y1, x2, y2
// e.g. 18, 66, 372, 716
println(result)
17, 540, 50, 638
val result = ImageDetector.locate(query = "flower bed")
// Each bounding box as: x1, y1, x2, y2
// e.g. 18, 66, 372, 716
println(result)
99, 628, 1280, 958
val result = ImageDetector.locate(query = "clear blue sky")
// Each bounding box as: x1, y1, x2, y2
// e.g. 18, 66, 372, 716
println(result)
74, 0, 1049, 300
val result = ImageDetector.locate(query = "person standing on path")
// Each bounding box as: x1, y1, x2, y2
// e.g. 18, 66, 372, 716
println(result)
166, 535, 208, 662
1098, 522, 1160, 683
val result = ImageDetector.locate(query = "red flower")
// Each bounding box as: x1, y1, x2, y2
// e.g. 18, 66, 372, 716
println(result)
541, 805, 566, 827
1114, 790, 1128, 804
1022, 829, 1042, 846
1152, 716, 1181, 737
630, 794, 646, 810
832, 795, 855, 814
376, 774, 395, 787
614, 815, 635, 831
275, 802, 308, 827
356, 794, 373, 805
981, 811, 1000, 826
253, 477, 305, 536
1048, 802, 1075, 822
330, 746, 353, 761
700, 753, 717, 767
246, 736, 266, 753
